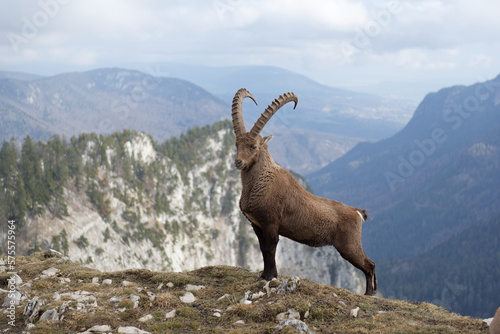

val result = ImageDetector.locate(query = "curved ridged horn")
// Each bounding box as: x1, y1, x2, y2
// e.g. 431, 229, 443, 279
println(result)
248, 92, 298, 140
232, 88, 258, 138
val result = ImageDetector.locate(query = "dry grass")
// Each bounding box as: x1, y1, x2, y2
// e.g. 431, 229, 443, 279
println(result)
0, 251, 489, 333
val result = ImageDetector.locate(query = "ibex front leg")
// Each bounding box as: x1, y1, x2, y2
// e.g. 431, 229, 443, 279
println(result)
252, 223, 279, 280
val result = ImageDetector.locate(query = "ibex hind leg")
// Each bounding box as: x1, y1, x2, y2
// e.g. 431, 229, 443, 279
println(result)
334, 235, 377, 296
252, 223, 279, 281
342, 250, 376, 295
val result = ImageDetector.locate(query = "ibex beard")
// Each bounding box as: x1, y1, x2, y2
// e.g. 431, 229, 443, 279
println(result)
231, 88, 377, 296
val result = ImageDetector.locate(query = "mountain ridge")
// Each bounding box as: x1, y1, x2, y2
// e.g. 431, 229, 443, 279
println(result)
0, 68, 228, 143
0, 67, 378, 174
160, 63, 416, 139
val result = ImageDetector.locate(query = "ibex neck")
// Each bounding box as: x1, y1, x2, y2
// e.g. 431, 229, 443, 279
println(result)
241, 148, 276, 182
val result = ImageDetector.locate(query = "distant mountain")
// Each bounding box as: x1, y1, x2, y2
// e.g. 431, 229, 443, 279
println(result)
0, 71, 41, 81
0, 68, 228, 143
160, 64, 416, 140
309, 74, 500, 259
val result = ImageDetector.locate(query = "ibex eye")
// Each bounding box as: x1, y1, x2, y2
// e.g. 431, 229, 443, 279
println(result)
251, 145, 257, 150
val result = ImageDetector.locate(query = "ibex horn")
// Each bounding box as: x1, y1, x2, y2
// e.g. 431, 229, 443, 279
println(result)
231, 88, 257, 138
248, 92, 297, 140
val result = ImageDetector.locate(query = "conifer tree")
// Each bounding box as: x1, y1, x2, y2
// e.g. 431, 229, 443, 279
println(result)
20, 136, 48, 215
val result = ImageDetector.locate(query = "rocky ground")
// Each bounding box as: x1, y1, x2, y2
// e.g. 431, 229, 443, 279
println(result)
0, 250, 490, 333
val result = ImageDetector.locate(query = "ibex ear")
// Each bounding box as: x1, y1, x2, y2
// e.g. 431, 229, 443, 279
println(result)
263, 135, 274, 145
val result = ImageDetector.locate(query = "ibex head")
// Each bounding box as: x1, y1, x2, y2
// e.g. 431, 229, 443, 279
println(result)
232, 88, 298, 170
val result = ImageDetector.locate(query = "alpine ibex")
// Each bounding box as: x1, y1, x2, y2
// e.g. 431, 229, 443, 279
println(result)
232, 88, 377, 295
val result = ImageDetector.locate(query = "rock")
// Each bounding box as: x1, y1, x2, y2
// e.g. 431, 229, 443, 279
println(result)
251, 291, 266, 300
276, 309, 301, 322
277, 277, 300, 294
122, 280, 135, 287
110, 296, 125, 303
240, 291, 252, 304
102, 279, 112, 285
26, 323, 36, 331
82, 324, 112, 333
60, 277, 71, 284
41, 267, 60, 277
10, 273, 23, 285
156, 283, 164, 290
146, 291, 155, 301
117, 326, 151, 334
92, 277, 99, 284
130, 294, 140, 308
287, 309, 301, 320
166, 282, 174, 288
53, 292, 61, 300
339, 301, 347, 307
59, 301, 69, 314
165, 309, 176, 319
276, 318, 313, 334
23, 297, 44, 322
39, 308, 59, 321
350, 307, 360, 318
234, 320, 245, 326
180, 292, 196, 304
23, 297, 40, 316
76, 302, 85, 311
2, 289, 22, 307
213, 312, 222, 317
138, 314, 153, 322
47, 249, 63, 256
185, 284, 205, 291
264, 281, 275, 296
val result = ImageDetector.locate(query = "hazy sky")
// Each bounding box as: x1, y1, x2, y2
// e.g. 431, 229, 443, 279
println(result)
1, 0, 500, 101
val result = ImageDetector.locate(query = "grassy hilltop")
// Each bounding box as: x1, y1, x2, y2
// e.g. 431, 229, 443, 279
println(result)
0, 251, 488, 333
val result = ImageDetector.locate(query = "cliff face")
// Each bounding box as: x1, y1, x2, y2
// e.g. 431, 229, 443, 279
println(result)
6, 121, 363, 293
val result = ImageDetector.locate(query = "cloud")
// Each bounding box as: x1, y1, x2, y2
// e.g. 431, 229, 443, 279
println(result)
0, 0, 499, 101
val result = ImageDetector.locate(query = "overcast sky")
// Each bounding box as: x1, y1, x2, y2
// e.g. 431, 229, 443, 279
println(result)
1, 0, 499, 101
